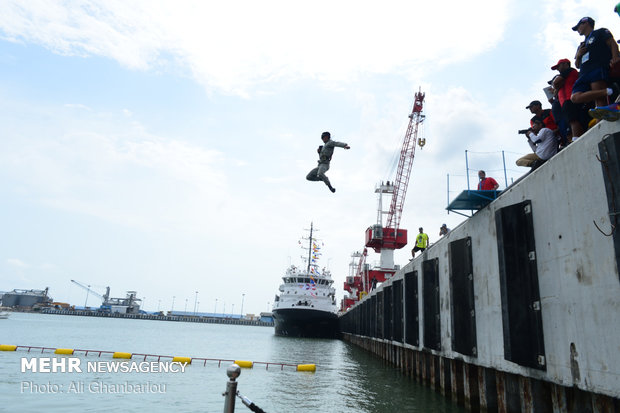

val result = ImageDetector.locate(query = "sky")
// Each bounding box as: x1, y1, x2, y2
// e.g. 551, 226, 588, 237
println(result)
0, 0, 616, 315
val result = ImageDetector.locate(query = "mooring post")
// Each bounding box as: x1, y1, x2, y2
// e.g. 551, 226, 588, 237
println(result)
223, 364, 241, 413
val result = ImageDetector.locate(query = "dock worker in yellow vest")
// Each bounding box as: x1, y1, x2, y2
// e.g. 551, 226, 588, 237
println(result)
411, 227, 429, 258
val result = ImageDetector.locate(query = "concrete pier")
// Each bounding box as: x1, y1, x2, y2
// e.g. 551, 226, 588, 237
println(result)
38, 308, 274, 326
340, 120, 620, 412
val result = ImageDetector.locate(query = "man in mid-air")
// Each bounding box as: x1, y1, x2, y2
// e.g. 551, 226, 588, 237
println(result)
306, 131, 350, 193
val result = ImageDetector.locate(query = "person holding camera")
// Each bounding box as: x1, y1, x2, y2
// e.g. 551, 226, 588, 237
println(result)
516, 118, 558, 169
439, 224, 450, 236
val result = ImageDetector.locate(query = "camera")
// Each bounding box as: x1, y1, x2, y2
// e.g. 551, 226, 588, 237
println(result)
518, 129, 529, 134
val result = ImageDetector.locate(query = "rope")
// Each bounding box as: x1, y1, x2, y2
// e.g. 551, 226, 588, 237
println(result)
237, 391, 267, 413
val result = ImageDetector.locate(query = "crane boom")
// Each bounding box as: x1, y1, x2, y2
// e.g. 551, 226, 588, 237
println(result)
342, 89, 427, 311
385, 89, 425, 232
71, 280, 110, 301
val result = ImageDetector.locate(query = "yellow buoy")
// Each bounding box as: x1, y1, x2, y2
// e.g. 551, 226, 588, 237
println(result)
54, 348, 74, 355
234, 360, 253, 368
113, 352, 132, 359
172, 356, 191, 364
296, 364, 316, 372
0, 344, 17, 351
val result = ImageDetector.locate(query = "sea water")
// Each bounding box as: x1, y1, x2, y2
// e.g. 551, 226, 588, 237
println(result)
0, 312, 466, 413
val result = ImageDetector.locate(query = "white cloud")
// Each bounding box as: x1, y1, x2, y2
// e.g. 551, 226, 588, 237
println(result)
0, 0, 512, 95
0, 105, 229, 234
6, 258, 56, 271
3, 0, 612, 313
64, 103, 92, 111
539, 0, 620, 68
7, 258, 28, 268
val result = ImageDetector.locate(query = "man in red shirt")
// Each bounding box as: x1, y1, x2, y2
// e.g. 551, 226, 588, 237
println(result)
551, 58, 586, 140
477, 170, 499, 190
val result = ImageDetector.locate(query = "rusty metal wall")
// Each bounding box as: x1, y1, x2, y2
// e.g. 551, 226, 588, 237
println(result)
342, 333, 619, 413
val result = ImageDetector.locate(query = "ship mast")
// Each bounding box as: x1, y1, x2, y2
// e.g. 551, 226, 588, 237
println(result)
307, 222, 314, 274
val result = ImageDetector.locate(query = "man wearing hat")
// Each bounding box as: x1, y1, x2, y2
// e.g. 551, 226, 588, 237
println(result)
439, 224, 450, 237
551, 58, 586, 139
411, 227, 429, 258
526, 100, 557, 132
570, 17, 620, 109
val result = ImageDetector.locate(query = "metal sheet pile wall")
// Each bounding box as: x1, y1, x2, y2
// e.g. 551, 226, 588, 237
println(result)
340, 121, 620, 412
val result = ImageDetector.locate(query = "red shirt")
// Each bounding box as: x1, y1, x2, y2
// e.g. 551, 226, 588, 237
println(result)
530, 109, 558, 131
558, 69, 578, 106
478, 177, 498, 190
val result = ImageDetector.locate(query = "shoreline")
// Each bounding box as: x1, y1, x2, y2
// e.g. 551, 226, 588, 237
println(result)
8, 308, 274, 327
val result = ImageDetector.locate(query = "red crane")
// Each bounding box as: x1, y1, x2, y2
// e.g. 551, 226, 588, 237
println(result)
386, 89, 425, 233
342, 89, 426, 310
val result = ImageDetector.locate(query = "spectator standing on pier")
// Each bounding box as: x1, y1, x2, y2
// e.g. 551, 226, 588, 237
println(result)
439, 224, 450, 236
570, 17, 620, 109
516, 118, 558, 169
551, 58, 587, 140
548, 76, 569, 146
477, 170, 499, 191
411, 228, 429, 258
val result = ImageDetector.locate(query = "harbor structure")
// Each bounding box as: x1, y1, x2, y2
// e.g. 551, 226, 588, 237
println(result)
70, 280, 141, 314
0, 288, 52, 308
343, 90, 426, 310
38, 307, 274, 326
339, 120, 620, 412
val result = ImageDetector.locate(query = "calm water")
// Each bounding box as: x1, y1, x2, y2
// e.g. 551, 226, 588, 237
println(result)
0, 313, 466, 413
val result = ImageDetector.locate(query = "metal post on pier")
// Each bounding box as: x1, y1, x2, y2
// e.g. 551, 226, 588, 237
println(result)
502, 150, 508, 188
223, 364, 241, 413
465, 150, 471, 191
446, 173, 450, 213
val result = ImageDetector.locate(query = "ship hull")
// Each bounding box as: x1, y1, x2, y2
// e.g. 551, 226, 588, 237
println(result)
272, 308, 339, 338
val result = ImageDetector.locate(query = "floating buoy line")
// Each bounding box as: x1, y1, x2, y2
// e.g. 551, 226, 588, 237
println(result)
0, 344, 316, 372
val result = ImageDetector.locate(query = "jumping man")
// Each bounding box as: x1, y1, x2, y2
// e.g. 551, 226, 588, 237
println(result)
306, 131, 350, 193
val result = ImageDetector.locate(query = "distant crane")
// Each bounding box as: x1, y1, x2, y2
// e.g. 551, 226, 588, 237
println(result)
70, 280, 110, 308
342, 89, 426, 310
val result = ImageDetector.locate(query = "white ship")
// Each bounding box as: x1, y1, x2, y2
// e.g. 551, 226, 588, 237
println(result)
272, 223, 338, 338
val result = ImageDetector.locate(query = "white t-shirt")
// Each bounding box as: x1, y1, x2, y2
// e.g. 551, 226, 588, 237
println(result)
527, 128, 557, 160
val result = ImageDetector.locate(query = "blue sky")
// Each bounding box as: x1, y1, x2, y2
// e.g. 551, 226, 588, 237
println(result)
0, 0, 616, 314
